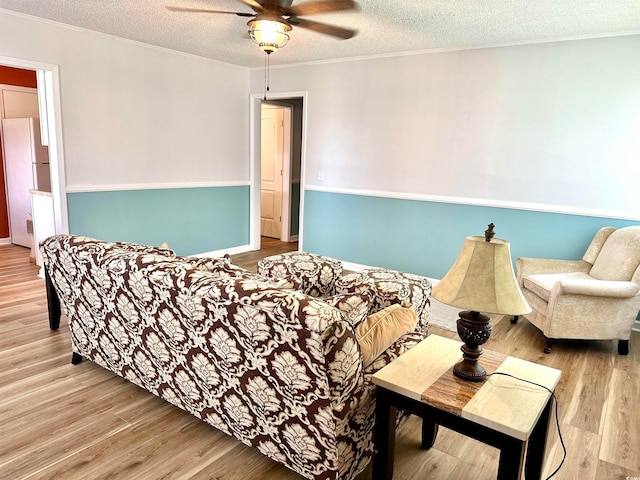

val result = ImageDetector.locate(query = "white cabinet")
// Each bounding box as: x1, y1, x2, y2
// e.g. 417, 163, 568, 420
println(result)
31, 191, 55, 269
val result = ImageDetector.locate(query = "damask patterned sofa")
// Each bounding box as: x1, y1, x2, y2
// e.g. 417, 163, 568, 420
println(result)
40, 235, 430, 480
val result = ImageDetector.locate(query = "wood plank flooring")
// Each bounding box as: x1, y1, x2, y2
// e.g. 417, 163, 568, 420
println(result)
1, 240, 638, 479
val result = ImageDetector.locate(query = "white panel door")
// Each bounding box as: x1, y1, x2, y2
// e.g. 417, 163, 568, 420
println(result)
260, 105, 284, 239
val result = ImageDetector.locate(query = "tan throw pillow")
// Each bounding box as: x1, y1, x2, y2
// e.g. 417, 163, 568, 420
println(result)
355, 303, 418, 368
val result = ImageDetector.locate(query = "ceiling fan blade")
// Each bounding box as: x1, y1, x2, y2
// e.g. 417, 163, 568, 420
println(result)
291, 18, 357, 39
290, 0, 358, 16
235, 0, 266, 13
272, 0, 295, 6
166, 6, 254, 17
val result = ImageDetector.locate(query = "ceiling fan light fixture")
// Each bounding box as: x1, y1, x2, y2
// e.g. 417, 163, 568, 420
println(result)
248, 15, 291, 53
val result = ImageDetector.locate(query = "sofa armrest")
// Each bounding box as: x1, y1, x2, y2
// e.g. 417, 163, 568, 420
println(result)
321, 319, 364, 413
517, 257, 591, 285
556, 279, 640, 298
199, 276, 365, 409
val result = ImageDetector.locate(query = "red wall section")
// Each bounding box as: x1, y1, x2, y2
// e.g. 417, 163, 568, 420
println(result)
0, 66, 37, 88
0, 66, 38, 238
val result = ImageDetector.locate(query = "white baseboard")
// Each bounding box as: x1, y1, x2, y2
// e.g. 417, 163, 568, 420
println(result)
0, 237, 12, 246
340, 260, 441, 283
341, 261, 370, 272
192, 244, 253, 258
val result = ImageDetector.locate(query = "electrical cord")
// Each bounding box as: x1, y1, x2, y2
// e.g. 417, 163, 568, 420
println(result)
487, 371, 566, 480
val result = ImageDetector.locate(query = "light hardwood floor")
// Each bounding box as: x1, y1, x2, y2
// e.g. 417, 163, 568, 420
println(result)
1, 241, 638, 479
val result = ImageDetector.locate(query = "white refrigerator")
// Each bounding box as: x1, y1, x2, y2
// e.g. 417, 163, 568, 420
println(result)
1, 117, 50, 248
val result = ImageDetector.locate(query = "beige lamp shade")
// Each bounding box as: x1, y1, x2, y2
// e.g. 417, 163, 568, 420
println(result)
431, 236, 531, 316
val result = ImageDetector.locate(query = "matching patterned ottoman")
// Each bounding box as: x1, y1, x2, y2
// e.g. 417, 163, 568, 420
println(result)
335, 268, 431, 335
257, 252, 343, 298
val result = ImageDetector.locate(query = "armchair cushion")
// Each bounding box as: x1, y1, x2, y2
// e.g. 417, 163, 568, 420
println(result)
525, 272, 640, 300
523, 272, 590, 301
516, 257, 591, 281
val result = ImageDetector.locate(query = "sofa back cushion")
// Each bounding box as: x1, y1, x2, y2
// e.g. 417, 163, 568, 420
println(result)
589, 226, 640, 281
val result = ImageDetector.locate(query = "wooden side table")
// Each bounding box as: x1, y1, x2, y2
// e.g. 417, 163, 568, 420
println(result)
371, 335, 561, 480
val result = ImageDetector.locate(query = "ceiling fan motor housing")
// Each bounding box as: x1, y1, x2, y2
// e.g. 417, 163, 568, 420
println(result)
247, 12, 292, 53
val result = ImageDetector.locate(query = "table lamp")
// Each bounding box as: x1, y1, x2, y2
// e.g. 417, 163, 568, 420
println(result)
431, 224, 531, 382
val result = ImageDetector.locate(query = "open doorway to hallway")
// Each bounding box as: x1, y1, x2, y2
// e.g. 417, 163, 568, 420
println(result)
260, 97, 303, 243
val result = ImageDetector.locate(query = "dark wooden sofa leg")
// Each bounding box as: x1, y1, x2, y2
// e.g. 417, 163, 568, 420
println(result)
45, 268, 61, 330
511, 315, 519, 324
544, 339, 553, 354
71, 352, 83, 365
618, 340, 629, 355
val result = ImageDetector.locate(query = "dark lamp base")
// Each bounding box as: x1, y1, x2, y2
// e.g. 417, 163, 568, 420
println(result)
454, 310, 492, 383
453, 356, 487, 382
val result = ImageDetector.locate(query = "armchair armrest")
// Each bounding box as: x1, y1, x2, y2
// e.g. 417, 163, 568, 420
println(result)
556, 279, 639, 298
517, 257, 591, 285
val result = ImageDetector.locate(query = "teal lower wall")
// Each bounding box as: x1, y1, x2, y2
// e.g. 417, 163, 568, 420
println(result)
67, 186, 249, 256
303, 190, 640, 279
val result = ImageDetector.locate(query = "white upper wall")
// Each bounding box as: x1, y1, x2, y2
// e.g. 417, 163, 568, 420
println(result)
251, 35, 640, 220
0, 9, 250, 189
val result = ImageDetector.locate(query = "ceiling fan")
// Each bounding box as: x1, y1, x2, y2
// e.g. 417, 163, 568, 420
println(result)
167, 0, 359, 54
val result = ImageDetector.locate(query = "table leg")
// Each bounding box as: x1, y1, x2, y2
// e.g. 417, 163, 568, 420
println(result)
525, 398, 553, 479
421, 418, 439, 449
497, 438, 526, 480
373, 388, 398, 480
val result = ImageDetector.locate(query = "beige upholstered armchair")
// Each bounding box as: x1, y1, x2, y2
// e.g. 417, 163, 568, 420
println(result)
512, 226, 640, 354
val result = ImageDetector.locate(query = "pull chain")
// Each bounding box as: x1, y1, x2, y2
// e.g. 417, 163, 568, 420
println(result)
263, 52, 271, 101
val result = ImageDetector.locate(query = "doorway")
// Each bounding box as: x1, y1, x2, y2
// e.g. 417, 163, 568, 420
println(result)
251, 93, 305, 251
260, 103, 287, 240
0, 56, 68, 253
260, 101, 301, 242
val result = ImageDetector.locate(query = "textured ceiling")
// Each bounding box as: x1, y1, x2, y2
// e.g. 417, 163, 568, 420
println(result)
1, 0, 639, 68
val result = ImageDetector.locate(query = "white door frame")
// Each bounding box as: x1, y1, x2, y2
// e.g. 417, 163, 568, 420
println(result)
250, 91, 307, 251
0, 55, 68, 236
